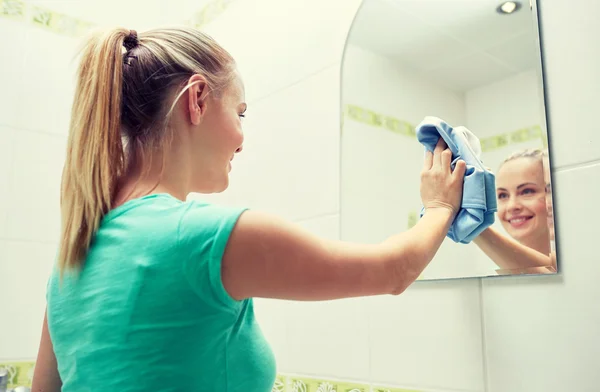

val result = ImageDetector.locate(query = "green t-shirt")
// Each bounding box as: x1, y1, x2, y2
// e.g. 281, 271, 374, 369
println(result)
46, 194, 276, 391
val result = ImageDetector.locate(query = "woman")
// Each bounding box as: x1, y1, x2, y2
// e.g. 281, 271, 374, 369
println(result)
32, 27, 466, 392
474, 148, 556, 274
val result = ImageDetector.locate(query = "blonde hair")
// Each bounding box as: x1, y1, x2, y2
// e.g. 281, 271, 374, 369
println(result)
58, 26, 236, 273
499, 148, 548, 169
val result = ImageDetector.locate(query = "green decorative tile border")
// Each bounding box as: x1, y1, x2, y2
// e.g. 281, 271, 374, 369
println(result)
285, 375, 370, 392
186, 0, 238, 29
0, 0, 95, 37
343, 104, 546, 152
0, 361, 35, 389
274, 374, 425, 392
1, 0, 238, 37
345, 104, 417, 139
0, 362, 427, 391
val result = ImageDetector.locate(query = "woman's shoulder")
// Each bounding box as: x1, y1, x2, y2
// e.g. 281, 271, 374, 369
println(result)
177, 199, 248, 245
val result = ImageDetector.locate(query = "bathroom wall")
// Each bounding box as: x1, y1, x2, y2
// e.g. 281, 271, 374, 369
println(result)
480, 0, 600, 390
0, 0, 260, 366
0, 0, 198, 364
0, 11, 81, 361
2, 0, 599, 391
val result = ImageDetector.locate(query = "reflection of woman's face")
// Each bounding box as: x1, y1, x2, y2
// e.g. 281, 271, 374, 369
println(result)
496, 158, 549, 246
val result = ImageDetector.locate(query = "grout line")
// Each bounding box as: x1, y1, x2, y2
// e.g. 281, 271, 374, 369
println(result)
293, 211, 339, 224
478, 278, 491, 392
554, 158, 600, 173
0, 236, 58, 245
0, 123, 68, 139
247, 61, 340, 106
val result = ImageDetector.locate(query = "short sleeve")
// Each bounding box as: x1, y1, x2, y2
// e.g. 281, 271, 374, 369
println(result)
178, 202, 248, 310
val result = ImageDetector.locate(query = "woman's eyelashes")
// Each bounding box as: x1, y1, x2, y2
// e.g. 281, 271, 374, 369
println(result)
520, 187, 540, 197
497, 187, 539, 200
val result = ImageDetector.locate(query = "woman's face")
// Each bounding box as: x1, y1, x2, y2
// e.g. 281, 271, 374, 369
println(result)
187, 73, 247, 193
496, 157, 549, 245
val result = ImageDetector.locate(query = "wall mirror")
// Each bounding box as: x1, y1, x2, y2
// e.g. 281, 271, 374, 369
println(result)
340, 0, 558, 280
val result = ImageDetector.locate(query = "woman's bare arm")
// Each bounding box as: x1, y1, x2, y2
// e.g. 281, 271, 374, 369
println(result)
222, 207, 455, 301
31, 309, 62, 392
222, 140, 465, 302
474, 227, 554, 272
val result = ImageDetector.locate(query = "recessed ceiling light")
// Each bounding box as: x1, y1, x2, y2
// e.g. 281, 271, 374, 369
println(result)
496, 1, 522, 14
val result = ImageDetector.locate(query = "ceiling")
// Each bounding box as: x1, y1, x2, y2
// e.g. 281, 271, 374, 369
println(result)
347, 0, 541, 93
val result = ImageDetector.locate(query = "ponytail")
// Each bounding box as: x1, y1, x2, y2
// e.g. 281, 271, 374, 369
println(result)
57, 28, 128, 273
57, 26, 237, 273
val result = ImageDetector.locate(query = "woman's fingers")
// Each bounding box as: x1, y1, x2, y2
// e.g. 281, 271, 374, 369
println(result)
453, 159, 467, 179
433, 138, 446, 168
423, 150, 433, 171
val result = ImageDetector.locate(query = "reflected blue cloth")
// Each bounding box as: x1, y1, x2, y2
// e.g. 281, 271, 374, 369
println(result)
416, 116, 497, 244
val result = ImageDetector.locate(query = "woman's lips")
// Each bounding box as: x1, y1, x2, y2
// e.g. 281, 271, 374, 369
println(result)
507, 216, 533, 228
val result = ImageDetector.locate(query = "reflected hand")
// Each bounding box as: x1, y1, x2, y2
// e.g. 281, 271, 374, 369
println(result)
420, 138, 466, 216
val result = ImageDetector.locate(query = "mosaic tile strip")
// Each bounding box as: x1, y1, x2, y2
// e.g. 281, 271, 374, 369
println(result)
1, 0, 239, 36
0, 361, 35, 389
187, 0, 238, 29
0, 362, 428, 391
0, 0, 94, 37
286, 376, 370, 392
343, 104, 545, 152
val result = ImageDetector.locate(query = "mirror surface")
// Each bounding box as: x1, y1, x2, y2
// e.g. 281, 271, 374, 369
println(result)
341, 0, 558, 280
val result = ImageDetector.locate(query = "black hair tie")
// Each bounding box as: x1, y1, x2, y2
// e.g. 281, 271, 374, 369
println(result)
123, 30, 138, 51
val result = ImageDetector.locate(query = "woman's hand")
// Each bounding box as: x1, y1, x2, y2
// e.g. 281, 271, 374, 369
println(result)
420, 138, 466, 216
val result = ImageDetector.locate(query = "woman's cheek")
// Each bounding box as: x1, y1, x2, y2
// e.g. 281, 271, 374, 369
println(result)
531, 196, 548, 217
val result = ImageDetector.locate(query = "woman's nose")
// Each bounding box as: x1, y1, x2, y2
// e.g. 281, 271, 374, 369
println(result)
507, 197, 522, 211
235, 145, 243, 153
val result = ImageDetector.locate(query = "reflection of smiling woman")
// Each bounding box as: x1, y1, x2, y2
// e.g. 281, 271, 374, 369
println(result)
474, 149, 556, 274
496, 149, 550, 255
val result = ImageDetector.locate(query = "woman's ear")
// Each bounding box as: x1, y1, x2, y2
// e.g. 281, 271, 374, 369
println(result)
187, 74, 209, 126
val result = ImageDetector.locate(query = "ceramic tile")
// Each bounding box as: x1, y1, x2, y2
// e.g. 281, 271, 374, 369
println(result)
17, 25, 78, 135
284, 297, 370, 382
254, 298, 290, 373
190, 65, 341, 222
0, 240, 56, 359
0, 18, 28, 130
538, 0, 600, 167
482, 163, 600, 392
368, 279, 485, 392
5, 129, 66, 242
0, 126, 15, 238
0, 361, 35, 389
203, 0, 362, 103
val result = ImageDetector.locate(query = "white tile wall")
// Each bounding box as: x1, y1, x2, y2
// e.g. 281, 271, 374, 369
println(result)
482, 164, 600, 392
368, 280, 485, 392
0, 239, 56, 359
279, 214, 372, 381
5, 130, 66, 243
537, 0, 600, 168
17, 28, 78, 135
0, 19, 28, 130
203, 0, 362, 103
191, 65, 341, 222
3, 0, 599, 391
0, 127, 16, 239
480, 1, 600, 391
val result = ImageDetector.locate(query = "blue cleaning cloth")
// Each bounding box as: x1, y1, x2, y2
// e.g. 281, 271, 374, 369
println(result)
415, 116, 497, 244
